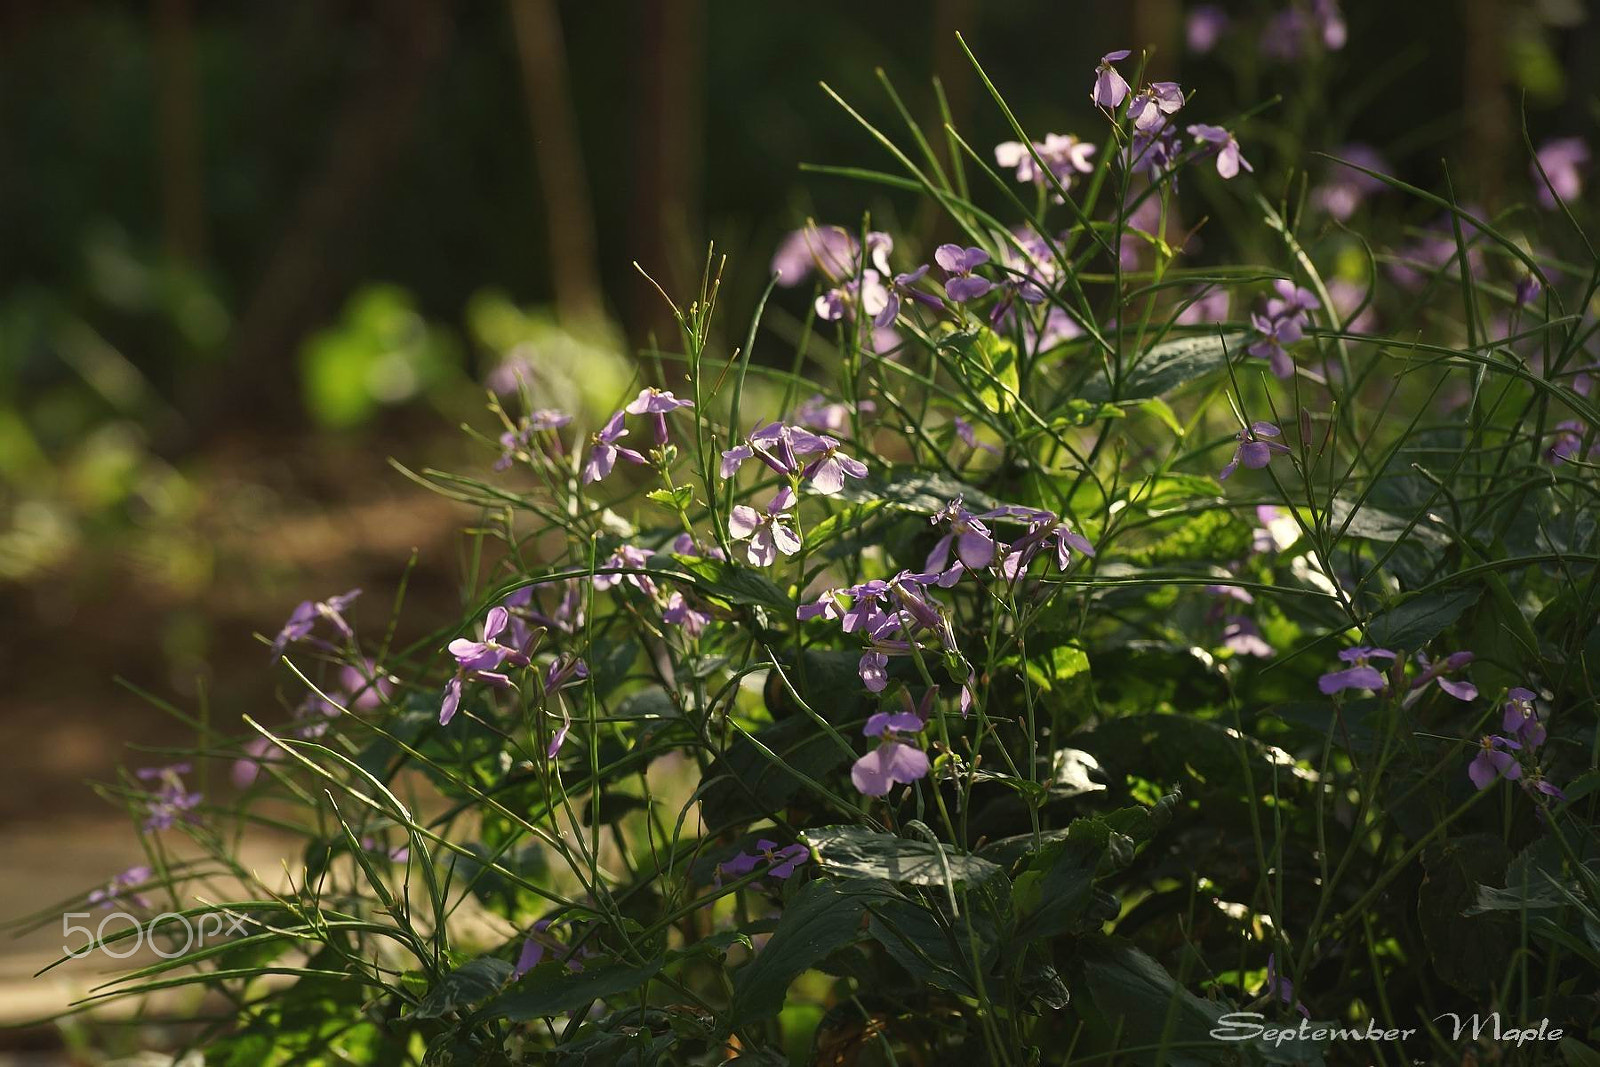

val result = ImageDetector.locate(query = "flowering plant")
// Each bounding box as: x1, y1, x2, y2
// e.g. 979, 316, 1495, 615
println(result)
14, 27, 1599, 1067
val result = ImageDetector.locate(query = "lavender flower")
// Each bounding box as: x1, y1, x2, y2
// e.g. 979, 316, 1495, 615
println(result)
270, 589, 361, 658
715, 839, 811, 886
926, 497, 999, 574
729, 488, 802, 567
582, 410, 646, 484
625, 387, 694, 445
935, 245, 994, 303
1468, 735, 1522, 790
991, 507, 1095, 578
859, 650, 890, 692
1176, 287, 1230, 326
1532, 137, 1588, 209
440, 606, 528, 725
137, 764, 203, 831
794, 394, 875, 434
994, 133, 1097, 198
1223, 617, 1275, 658
1311, 145, 1389, 221
1091, 50, 1133, 109
721, 422, 827, 479
593, 544, 658, 595
1219, 422, 1290, 480
851, 711, 931, 797
88, 866, 153, 910
1546, 420, 1597, 464
513, 918, 593, 977
1187, 124, 1252, 179
1260, 954, 1310, 1018
495, 409, 572, 470
1318, 647, 1397, 694
770, 224, 858, 287
663, 591, 712, 636
799, 437, 869, 495
1502, 687, 1545, 749
1247, 280, 1319, 378
1409, 651, 1477, 701
1126, 125, 1183, 182
815, 269, 894, 328
1186, 5, 1229, 53
1128, 82, 1184, 131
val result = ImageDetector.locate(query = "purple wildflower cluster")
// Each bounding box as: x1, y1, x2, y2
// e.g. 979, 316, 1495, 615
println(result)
1469, 687, 1563, 802
583, 387, 695, 484
714, 839, 811, 886
137, 763, 203, 832
88, 865, 152, 910
1248, 280, 1321, 379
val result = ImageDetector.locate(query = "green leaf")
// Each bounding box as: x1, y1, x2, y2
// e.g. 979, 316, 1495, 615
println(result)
487, 957, 664, 1021
700, 714, 852, 830
946, 327, 1019, 414
645, 485, 694, 510
1080, 332, 1245, 403
802, 826, 1004, 888
1070, 938, 1246, 1066
1140, 397, 1186, 437
728, 878, 886, 1024
1364, 585, 1481, 649
864, 893, 1005, 997
1328, 497, 1449, 548
1011, 820, 1117, 941
836, 470, 1002, 514
415, 957, 514, 1019
669, 556, 792, 615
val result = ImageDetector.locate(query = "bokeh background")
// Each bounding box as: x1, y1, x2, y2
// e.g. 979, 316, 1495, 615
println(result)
1, 0, 1595, 1048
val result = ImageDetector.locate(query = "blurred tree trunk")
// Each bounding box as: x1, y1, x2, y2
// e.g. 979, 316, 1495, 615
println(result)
196, 0, 452, 438
630, 0, 703, 347
1462, 0, 1509, 203
509, 0, 602, 326
153, 0, 206, 264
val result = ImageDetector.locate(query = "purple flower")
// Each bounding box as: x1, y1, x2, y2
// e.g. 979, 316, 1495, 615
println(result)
270, 589, 361, 658
994, 133, 1097, 199
1317, 647, 1398, 694
1219, 422, 1291, 480
1468, 735, 1523, 790
935, 245, 994, 303
625, 387, 694, 445
1091, 50, 1133, 109
593, 544, 658, 595
793, 394, 874, 434
513, 918, 592, 977
1187, 124, 1252, 180
770, 224, 859, 287
1533, 137, 1588, 209
1521, 771, 1565, 804
815, 269, 895, 328
1515, 274, 1542, 309
1129, 82, 1184, 131
859, 650, 890, 692
926, 497, 999, 575
495, 409, 572, 470
851, 712, 931, 797
1312, 145, 1389, 221
1223, 617, 1275, 658
991, 508, 1095, 579
1176, 287, 1231, 326
1125, 126, 1183, 182
800, 437, 869, 495
1247, 313, 1301, 379
728, 488, 802, 567
1546, 420, 1596, 464
87, 866, 153, 910
721, 422, 828, 479
440, 606, 528, 725
796, 588, 843, 623
1313, 0, 1347, 49
542, 653, 588, 697
1186, 5, 1229, 53
232, 734, 281, 787
582, 410, 647, 484
1502, 687, 1546, 749
716, 839, 811, 886
1260, 954, 1310, 1018
1409, 650, 1477, 701
663, 591, 712, 636
137, 764, 203, 831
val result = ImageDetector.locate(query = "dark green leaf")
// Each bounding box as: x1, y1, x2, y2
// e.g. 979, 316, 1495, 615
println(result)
802, 826, 1004, 888
1364, 585, 1481, 649
487, 957, 664, 1021
1080, 333, 1246, 403
415, 957, 514, 1019
728, 878, 886, 1024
